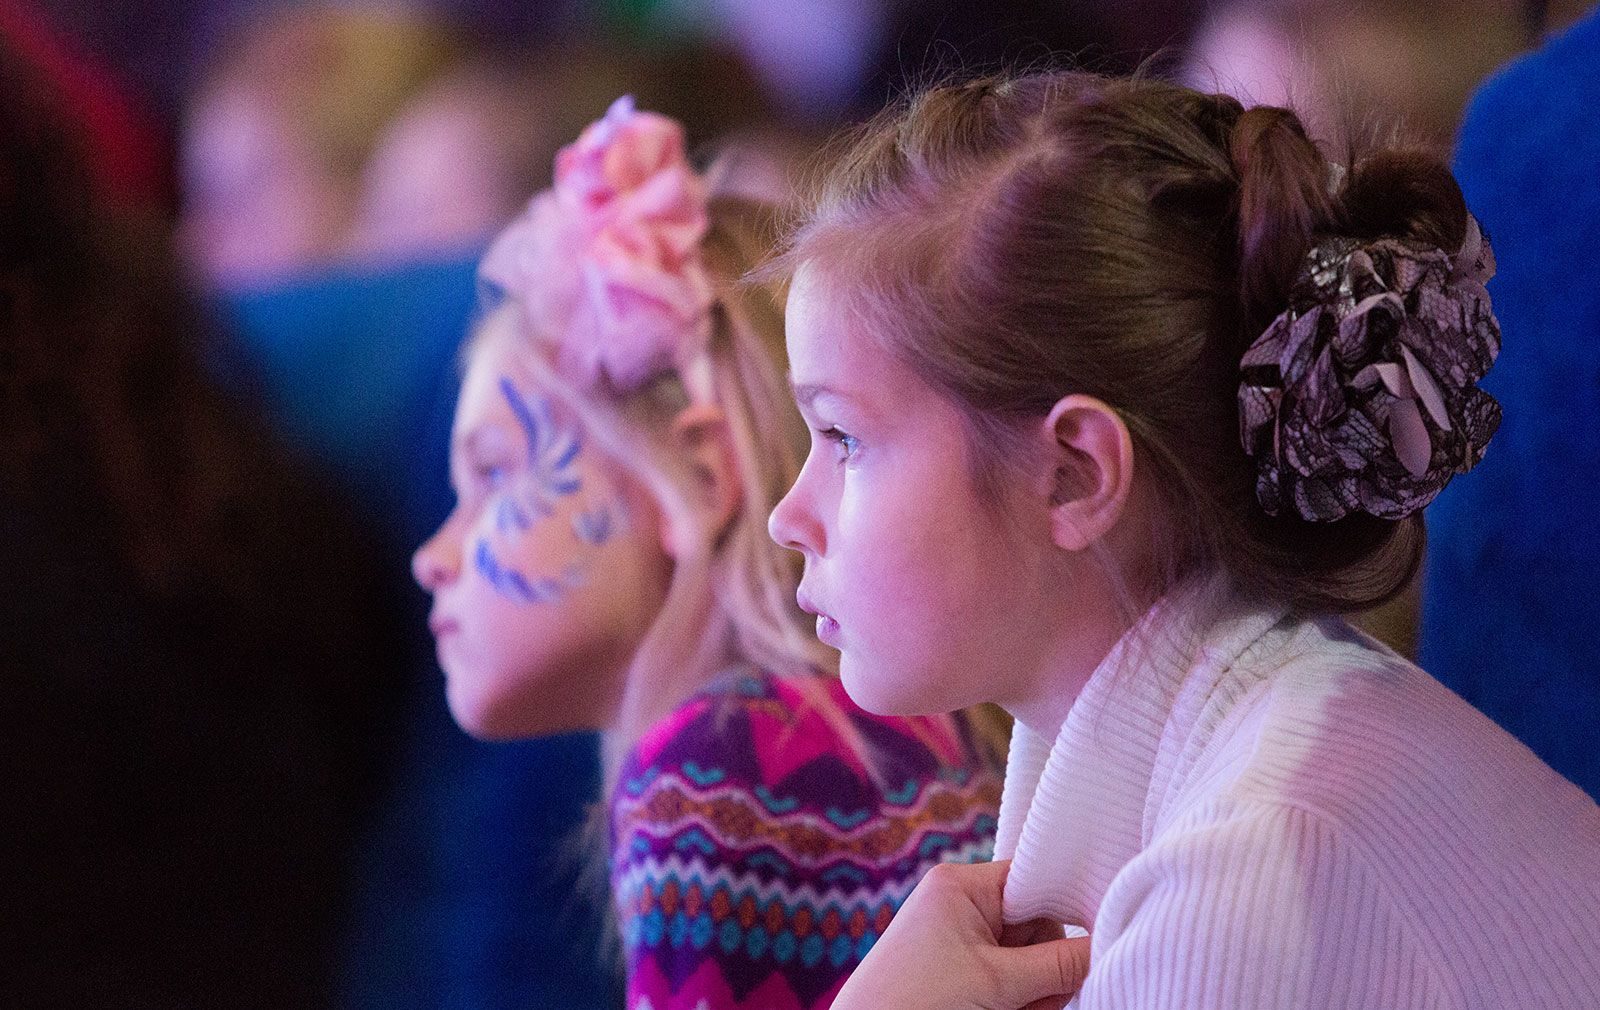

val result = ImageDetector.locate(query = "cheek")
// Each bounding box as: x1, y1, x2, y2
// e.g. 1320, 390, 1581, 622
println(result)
468, 473, 625, 601
831, 478, 1012, 715
836, 476, 967, 611
444, 485, 661, 737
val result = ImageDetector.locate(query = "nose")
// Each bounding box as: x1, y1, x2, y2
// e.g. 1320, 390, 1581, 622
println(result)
412, 522, 461, 593
768, 470, 822, 556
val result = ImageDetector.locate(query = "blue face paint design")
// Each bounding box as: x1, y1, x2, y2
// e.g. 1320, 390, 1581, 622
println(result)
558, 562, 588, 589
573, 504, 616, 546
495, 496, 531, 534
500, 376, 582, 515
474, 538, 565, 604
474, 376, 629, 606
470, 376, 589, 603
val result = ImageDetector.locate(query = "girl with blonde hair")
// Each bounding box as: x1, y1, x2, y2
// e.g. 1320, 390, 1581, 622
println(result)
412, 98, 1004, 1010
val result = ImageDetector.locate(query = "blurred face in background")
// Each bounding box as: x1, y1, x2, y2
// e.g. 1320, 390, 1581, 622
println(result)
348, 75, 533, 264
178, 84, 353, 287
177, 6, 467, 286
412, 314, 672, 738
1179, 2, 1527, 156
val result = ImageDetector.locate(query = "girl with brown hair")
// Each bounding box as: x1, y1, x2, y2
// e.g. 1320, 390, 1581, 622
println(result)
768, 71, 1600, 1008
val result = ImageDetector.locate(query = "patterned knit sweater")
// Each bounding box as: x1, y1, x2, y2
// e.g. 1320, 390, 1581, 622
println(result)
610, 669, 1004, 1010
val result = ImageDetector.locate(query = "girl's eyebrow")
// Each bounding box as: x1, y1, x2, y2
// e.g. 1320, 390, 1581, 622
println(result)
791, 380, 850, 409
453, 426, 481, 457
791, 379, 882, 426
455, 424, 503, 458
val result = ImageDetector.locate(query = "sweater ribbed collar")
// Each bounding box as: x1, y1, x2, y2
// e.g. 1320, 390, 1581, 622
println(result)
995, 591, 1289, 928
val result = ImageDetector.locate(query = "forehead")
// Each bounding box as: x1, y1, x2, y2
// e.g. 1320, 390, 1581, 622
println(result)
787, 265, 874, 386
785, 261, 937, 416
785, 262, 852, 371
454, 318, 548, 431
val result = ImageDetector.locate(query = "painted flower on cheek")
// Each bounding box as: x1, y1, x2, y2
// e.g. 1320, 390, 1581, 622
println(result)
472, 375, 623, 605
478, 96, 714, 394
492, 376, 582, 533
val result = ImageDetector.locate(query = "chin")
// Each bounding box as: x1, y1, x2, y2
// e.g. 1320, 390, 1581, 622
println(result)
443, 679, 524, 740
444, 668, 612, 740
441, 666, 547, 740
839, 653, 948, 717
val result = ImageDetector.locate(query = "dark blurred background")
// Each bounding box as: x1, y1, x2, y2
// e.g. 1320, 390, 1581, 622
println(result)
2, 0, 1595, 1006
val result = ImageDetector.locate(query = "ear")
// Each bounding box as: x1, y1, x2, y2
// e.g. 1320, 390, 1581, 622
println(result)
657, 403, 743, 560
1039, 394, 1135, 552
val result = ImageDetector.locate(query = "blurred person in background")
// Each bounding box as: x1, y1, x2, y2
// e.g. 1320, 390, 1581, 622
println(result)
411, 95, 1004, 1010
346, 57, 555, 265
1421, 3, 1600, 802
624, 0, 1197, 127
0, 0, 167, 210
1182, 0, 1527, 158
190, 36, 614, 1008
26, 0, 585, 135
343, 34, 774, 268
0, 19, 404, 1008
178, 3, 464, 289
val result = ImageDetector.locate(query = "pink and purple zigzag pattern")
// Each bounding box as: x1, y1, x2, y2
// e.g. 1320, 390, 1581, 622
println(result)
611, 669, 1004, 1010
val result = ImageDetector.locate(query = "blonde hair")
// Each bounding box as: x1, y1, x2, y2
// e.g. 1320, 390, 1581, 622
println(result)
470, 194, 917, 777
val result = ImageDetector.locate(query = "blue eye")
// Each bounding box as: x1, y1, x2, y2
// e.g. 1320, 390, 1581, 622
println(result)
821, 427, 860, 462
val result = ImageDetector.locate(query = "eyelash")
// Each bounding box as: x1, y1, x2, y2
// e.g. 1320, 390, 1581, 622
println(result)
474, 462, 510, 490
820, 426, 860, 463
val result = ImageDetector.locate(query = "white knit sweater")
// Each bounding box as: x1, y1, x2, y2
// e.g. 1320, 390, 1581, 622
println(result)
995, 600, 1600, 1009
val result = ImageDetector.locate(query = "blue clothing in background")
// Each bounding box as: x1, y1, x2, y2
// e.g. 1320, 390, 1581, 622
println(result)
218, 255, 474, 551
214, 255, 618, 1008
1423, 11, 1600, 800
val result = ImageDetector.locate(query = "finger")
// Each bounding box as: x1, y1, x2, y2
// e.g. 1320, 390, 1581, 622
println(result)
962, 858, 1012, 937
913, 859, 1013, 937
992, 935, 1091, 1009
1000, 916, 1064, 949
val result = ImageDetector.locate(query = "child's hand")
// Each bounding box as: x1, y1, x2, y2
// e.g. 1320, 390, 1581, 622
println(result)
832, 860, 1090, 1010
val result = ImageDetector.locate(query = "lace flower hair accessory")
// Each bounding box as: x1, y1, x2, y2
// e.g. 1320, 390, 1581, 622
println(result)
480, 96, 716, 400
1238, 215, 1502, 521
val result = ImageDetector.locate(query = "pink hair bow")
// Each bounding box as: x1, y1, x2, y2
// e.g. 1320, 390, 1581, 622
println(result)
481, 96, 715, 396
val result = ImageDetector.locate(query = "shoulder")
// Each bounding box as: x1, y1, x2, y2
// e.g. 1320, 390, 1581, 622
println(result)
1134, 623, 1600, 999
1099, 781, 1600, 1008
1149, 613, 1600, 885
611, 669, 1004, 1008
613, 668, 1002, 868
1090, 798, 1452, 1009
1209, 619, 1579, 829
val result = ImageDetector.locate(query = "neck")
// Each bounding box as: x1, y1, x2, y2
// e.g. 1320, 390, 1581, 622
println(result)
607, 557, 739, 771
999, 565, 1149, 739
